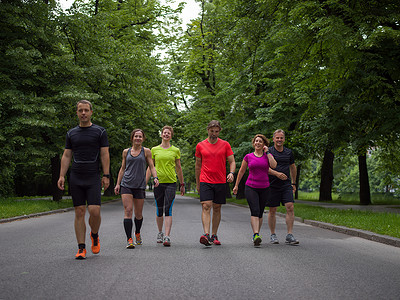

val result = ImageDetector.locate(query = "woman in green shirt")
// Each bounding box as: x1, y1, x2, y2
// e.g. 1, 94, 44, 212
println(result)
146, 126, 185, 246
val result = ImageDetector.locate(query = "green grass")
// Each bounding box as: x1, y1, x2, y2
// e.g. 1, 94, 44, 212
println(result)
227, 197, 400, 239
298, 191, 400, 205
0, 196, 119, 219
277, 204, 400, 238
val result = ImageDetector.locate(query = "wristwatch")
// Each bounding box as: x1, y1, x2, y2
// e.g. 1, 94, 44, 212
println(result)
103, 174, 110, 178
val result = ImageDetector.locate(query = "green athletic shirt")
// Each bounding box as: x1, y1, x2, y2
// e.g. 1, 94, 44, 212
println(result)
151, 145, 181, 183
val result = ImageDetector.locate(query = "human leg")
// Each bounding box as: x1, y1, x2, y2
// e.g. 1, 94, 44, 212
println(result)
201, 201, 213, 234
133, 198, 144, 232
211, 203, 222, 235
163, 183, 176, 237
88, 205, 101, 234
154, 184, 165, 234
245, 186, 263, 234
285, 202, 295, 234
74, 205, 86, 245
122, 194, 134, 240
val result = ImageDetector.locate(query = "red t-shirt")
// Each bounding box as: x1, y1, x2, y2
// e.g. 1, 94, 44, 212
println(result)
195, 138, 234, 184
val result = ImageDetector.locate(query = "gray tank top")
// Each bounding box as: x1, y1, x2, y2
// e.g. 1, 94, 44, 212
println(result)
121, 147, 146, 189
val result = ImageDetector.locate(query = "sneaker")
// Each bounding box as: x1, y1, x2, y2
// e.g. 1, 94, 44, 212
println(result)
163, 236, 171, 247
157, 232, 164, 243
211, 234, 221, 245
253, 234, 262, 247
200, 234, 212, 246
270, 233, 279, 244
75, 248, 86, 260
126, 238, 135, 249
135, 233, 142, 245
285, 233, 299, 245
90, 232, 100, 254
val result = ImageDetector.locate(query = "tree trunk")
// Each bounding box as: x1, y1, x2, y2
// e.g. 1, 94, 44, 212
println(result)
295, 164, 300, 200
358, 154, 371, 205
319, 149, 334, 201
225, 182, 232, 198
51, 155, 63, 201
103, 172, 114, 196
235, 173, 247, 200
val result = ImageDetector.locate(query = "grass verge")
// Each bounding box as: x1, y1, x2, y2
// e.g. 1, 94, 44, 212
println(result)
0, 196, 119, 220
227, 197, 400, 239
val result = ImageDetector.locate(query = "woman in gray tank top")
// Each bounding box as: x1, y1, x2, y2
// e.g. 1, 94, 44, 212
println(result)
115, 129, 159, 249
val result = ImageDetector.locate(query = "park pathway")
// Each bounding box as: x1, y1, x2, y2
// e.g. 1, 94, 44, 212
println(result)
1, 194, 400, 299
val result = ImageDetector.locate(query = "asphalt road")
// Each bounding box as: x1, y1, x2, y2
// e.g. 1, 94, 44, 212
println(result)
1, 194, 400, 300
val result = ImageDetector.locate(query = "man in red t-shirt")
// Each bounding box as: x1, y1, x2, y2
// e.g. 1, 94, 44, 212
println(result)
195, 120, 235, 246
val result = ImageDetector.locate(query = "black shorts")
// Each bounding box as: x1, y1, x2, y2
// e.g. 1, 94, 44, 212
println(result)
70, 172, 101, 207
199, 182, 226, 204
154, 183, 176, 217
266, 186, 294, 207
120, 186, 146, 199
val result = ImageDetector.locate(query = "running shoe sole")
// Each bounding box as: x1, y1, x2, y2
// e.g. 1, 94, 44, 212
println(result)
126, 240, 135, 249
200, 235, 212, 246
163, 241, 171, 247
253, 236, 262, 247
75, 249, 87, 260
285, 240, 300, 245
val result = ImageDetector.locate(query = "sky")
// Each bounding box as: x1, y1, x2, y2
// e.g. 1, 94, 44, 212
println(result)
59, 0, 200, 26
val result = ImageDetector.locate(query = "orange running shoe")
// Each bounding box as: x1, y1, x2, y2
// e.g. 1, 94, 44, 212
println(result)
135, 233, 142, 245
126, 238, 135, 249
90, 232, 100, 254
75, 248, 87, 260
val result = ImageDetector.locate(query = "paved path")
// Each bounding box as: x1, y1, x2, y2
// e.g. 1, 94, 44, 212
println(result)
1, 194, 400, 299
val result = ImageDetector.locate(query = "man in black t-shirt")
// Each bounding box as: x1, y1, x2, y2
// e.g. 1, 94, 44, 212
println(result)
267, 129, 299, 245
58, 100, 110, 259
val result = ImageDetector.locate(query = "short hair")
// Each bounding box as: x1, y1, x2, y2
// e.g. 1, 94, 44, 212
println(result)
207, 120, 221, 130
161, 125, 174, 137
76, 100, 93, 110
130, 129, 146, 142
273, 129, 285, 137
252, 134, 269, 147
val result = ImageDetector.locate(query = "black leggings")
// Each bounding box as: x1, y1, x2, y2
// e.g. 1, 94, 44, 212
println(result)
245, 185, 269, 218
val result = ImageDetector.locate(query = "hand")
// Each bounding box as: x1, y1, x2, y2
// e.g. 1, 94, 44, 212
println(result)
263, 146, 269, 153
102, 177, 110, 190
154, 178, 159, 187
57, 177, 65, 190
227, 172, 234, 183
232, 186, 238, 195
180, 185, 185, 196
114, 184, 120, 195
292, 184, 297, 193
196, 182, 200, 193
277, 172, 287, 181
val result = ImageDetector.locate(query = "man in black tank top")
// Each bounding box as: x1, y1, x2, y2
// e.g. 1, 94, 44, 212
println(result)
57, 100, 110, 259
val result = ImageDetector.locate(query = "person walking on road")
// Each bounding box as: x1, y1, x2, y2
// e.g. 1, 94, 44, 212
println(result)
146, 126, 185, 247
233, 134, 277, 247
267, 129, 299, 245
195, 120, 235, 246
115, 129, 159, 249
58, 100, 110, 259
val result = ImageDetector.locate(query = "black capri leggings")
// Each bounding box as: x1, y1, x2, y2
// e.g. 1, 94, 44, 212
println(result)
244, 185, 269, 218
